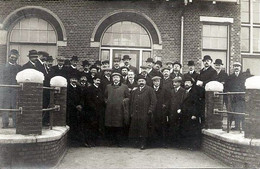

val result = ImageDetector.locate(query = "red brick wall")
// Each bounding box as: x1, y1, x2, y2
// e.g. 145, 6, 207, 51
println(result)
202, 134, 260, 168
0, 0, 240, 73
0, 133, 67, 168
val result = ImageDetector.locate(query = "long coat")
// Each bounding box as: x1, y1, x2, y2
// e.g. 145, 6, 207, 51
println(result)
105, 83, 130, 127
168, 86, 186, 137
179, 85, 205, 138
152, 86, 170, 138
197, 66, 217, 86
0, 63, 21, 109
129, 85, 157, 138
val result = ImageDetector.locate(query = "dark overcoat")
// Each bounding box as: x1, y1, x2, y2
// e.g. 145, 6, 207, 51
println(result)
197, 66, 217, 86
215, 70, 228, 84
183, 71, 199, 82
22, 61, 37, 70
49, 65, 68, 79
179, 85, 205, 138
0, 63, 21, 109
162, 77, 172, 90
125, 79, 138, 92
129, 85, 157, 138
105, 83, 130, 127
168, 86, 186, 137
100, 75, 112, 94
152, 86, 170, 138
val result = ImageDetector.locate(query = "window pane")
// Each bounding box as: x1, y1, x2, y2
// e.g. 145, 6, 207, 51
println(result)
10, 18, 57, 44
241, 0, 250, 23
241, 27, 250, 52
253, 27, 260, 52
253, 1, 260, 24
242, 57, 260, 76
102, 21, 151, 47
101, 50, 110, 61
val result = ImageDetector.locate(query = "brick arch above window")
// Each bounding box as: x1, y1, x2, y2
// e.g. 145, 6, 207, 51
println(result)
91, 11, 162, 48
2, 6, 66, 42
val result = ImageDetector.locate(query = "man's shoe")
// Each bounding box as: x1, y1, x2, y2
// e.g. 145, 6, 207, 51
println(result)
140, 145, 146, 150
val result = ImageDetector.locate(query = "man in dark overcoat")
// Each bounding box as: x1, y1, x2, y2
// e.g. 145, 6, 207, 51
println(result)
162, 67, 172, 90
125, 70, 138, 92
214, 59, 228, 85
67, 75, 82, 145
49, 56, 67, 78
105, 72, 130, 147
149, 60, 163, 79
122, 55, 138, 75
100, 67, 112, 94
151, 76, 170, 147
179, 76, 205, 149
170, 61, 183, 79
112, 57, 122, 74
183, 60, 199, 83
139, 66, 153, 87
196, 55, 217, 87
67, 56, 80, 82
225, 62, 247, 130
0, 49, 21, 128
129, 75, 157, 150
83, 75, 105, 147
22, 50, 39, 70
168, 76, 186, 146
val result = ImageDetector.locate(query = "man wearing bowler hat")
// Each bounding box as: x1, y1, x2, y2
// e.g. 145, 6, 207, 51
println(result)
196, 55, 217, 87
36, 51, 49, 76
105, 72, 130, 147
183, 60, 199, 83
122, 55, 138, 75
170, 61, 183, 79
145, 58, 155, 74
149, 60, 163, 79
50, 56, 67, 78
22, 50, 39, 70
214, 59, 228, 85
129, 74, 157, 150
67, 55, 80, 81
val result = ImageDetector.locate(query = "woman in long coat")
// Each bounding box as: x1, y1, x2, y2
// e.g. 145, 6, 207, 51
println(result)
129, 75, 157, 149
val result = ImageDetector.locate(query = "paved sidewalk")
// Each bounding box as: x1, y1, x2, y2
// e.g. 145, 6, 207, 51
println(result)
57, 147, 228, 168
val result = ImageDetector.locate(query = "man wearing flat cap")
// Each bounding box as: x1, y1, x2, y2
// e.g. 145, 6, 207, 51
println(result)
122, 55, 138, 75
183, 60, 199, 83
225, 62, 247, 131
196, 55, 217, 87
50, 56, 67, 78
129, 74, 157, 150
168, 76, 186, 146
151, 76, 170, 148
22, 50, 39, 70
0, 49, 22, 128
149, 60, 163, 79
105, 72, 130, 147
179, 76, 205, 149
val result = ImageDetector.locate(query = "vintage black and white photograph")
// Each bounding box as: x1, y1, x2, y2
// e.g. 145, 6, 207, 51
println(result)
0, 0, 259, 168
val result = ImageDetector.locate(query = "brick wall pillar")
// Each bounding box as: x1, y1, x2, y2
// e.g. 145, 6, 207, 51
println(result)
50, 76, 67, 126
16, 69, 44, 135
204, 81, 224, 129
244, 76, 260, 138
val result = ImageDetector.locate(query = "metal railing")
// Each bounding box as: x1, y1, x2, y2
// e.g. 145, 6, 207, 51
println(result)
214, 92, 246, 133
0, 84, 61, 131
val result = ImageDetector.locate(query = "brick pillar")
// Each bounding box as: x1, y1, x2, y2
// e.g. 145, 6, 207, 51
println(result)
50, 76, 67, 126
16, 69, 44, 135
204, 81, 224, 129
244, 76, 260, 138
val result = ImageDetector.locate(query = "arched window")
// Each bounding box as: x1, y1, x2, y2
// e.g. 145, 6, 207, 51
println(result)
100, 21, 152, 69
9, 17, 58, 65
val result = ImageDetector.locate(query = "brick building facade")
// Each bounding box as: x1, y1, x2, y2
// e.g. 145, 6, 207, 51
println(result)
0, 0, 240, 73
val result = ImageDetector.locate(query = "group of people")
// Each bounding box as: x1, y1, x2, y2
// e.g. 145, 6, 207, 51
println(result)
0, 49, 250, 150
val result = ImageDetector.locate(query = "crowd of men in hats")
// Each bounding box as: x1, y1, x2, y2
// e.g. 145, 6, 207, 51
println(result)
0, 49, 251, 150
